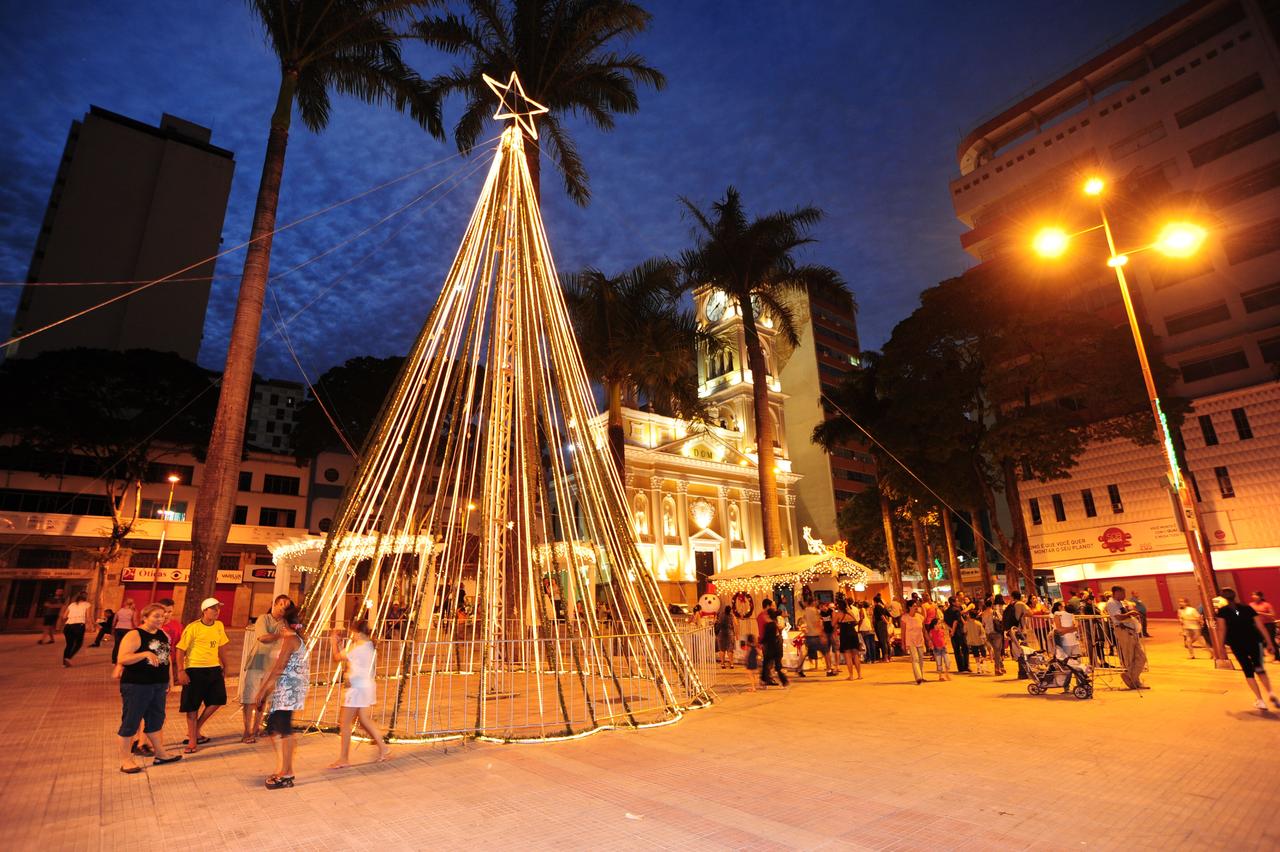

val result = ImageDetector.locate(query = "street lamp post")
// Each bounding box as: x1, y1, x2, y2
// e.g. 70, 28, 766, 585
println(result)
1036, 178, 1228, 667
147, 474, 181, 606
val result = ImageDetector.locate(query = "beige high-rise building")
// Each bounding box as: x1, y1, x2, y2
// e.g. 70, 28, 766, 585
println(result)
950, 0, 1280, 614
7, 107, 235, 360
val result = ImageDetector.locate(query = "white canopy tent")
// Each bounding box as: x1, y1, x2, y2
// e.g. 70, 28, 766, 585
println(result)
709, 552, 873, 596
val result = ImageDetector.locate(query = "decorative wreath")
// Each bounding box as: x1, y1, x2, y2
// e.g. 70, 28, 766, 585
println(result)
732, 592, 755, 619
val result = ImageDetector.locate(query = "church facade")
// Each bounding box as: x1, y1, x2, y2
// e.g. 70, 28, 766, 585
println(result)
591, 286, 802, 605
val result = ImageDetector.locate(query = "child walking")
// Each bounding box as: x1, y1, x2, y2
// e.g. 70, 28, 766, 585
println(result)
963, 611, 988, 674
928, 618, 951, 681
327, 619, 390, 768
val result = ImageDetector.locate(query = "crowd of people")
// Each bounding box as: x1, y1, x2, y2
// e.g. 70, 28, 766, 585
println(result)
712, 582, 1280, 708
40, 591, 392, 789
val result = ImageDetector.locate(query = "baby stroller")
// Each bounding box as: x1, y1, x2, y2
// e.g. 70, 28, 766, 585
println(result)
1023, 645, 1092, 699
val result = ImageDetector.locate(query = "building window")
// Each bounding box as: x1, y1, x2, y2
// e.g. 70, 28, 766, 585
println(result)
219, 553, 241, 571
1107, 484, 1124, 514
262, 474, 301, 496
1189, 471, 1202, 502
1051, 494, 1066, 522
1174, 73, 1264, 128
1180, 351, 1249, 383
145, 463, 194, 484
259, 507, 297, 528
1231, 407, 1253, 440
1207, 160, 1280, 209
233, 505, 248, 525
1224, 216, 1280, 265
1198, 414, 1219, 446
1263, 335, 1280, 365
1149, 254, 1214, 289
129, 549, 179, 569
270, 394, 279, 405
140, 499, 188, 521
238, 471, 253, 492
16, 548, 72, 568
1081, 489, 1097, 518
1165, 302, 1230, 336
1188, 113, 1280, 168
272, 437, 282, 448
1028, 498, 1042, 526
266, 421, 276, 434
1214, 466, 1235, 498
1241, 280, 1280, 313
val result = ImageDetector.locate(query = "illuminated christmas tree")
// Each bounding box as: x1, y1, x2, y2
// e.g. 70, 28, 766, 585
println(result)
302, 73, 711, 742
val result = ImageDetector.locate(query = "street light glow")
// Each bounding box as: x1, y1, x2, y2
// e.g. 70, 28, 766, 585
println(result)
1107, 254, 1129, 268
1032, 227, 1070, 258
1083, 177, 1106, 196
167, 474, 180, 483
1154, 222, 1207, 258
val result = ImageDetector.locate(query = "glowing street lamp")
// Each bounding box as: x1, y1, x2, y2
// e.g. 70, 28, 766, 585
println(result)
147, 474, 182, 606
1033, 177, 1226, 666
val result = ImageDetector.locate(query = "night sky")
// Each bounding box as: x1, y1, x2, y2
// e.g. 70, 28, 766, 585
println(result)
0, 0, 1176, 381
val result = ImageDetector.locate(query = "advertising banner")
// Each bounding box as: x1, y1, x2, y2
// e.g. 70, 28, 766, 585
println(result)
121, 567, 244, 584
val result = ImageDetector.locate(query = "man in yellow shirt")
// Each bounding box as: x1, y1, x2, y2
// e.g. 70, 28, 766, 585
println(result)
175, 598, 231, 753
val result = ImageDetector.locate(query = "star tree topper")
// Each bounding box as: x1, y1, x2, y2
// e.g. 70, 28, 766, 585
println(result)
483, 71, 549, 139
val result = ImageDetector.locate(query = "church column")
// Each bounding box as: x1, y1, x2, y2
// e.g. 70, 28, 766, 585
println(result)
649, 475, 663, 575
675, 480, 691, 586
716, 484, 730, 572
745, 488, 762, 560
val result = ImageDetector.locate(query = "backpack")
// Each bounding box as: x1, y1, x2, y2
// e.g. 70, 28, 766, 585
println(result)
1002, 603, 1021, 631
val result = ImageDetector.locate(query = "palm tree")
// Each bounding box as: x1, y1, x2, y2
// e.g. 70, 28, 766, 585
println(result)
414, 0, 664, 205
185, 0, 443, 623
563, 259, 710, 479
680, 187, 851, 558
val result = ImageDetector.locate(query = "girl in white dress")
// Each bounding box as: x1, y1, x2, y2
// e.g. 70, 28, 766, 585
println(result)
328, 619, 389, 768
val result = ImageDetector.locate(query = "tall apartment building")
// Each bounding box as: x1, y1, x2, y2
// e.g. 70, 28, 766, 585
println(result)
246, 378, 304, 453
778, 292, 877, 544
7, 107, 234, 360
950, 0, 1280, 614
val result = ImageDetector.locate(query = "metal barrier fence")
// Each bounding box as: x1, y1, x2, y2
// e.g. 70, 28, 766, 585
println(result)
1019, 613, 1147, 676
243, 621, 717, 744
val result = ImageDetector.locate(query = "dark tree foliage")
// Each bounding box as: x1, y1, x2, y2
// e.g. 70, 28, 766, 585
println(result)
292, 355, 406, 459
0, 348, 215, 569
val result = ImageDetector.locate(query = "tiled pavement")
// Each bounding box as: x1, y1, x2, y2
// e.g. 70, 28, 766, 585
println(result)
1, 624, 1276, 851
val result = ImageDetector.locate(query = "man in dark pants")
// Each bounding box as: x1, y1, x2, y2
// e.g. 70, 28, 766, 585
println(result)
872, 594, 892, 662
944, 597, 970, 673
759, 606, 789, 687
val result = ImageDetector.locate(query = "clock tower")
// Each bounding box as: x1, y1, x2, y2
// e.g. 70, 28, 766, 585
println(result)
693, 286, 791, 471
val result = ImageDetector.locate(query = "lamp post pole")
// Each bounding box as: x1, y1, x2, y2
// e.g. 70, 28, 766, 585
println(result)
1095, 203, 1228, 666
148, 475, 180, 606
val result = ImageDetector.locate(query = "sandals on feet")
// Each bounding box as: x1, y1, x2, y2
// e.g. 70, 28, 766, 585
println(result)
181, 735, 211, 746
120, 766, 143, 775
265, 774, 295, 789
153, 754, 182, 765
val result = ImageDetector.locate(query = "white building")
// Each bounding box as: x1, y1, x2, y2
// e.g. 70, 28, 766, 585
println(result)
950, 0, 1280, 614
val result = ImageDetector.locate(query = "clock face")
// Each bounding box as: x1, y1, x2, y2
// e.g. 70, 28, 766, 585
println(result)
705, 291, 727, 322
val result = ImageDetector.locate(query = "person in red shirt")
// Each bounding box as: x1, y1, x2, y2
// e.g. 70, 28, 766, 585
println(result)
755, 598, 773, 645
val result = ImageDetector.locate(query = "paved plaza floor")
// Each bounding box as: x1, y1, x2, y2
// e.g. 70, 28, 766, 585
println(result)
1, 624, 1275, 851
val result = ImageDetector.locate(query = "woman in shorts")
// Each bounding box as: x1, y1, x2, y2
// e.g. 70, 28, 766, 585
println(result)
254, 603, 309, 789
327, 619, 389, 768
116, 604, 182, 773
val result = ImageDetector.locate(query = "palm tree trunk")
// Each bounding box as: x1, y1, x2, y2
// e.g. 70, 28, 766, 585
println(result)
740, 309, 782, 557
1000, 457, 1035, 595
606, 380, 625, 480
970, 508, 992, 595
941, 508, 962, 595
911, 508, 930, 596
877, 476, 902, 602
185, 72, 296, 623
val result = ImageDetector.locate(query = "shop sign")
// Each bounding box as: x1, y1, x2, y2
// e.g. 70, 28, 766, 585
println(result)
0, 567, 89, 579
1030, 518, 1184, 567
121, 567, 244, 584
249, 567, 277, 582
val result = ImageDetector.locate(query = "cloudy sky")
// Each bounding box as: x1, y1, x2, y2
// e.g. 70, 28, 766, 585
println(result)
0, 0, 1175, 381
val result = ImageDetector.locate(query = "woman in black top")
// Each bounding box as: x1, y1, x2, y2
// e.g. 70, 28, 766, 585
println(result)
116, 604, 182, 773
1215, 587, 1279, 712
832, 596, 862, 681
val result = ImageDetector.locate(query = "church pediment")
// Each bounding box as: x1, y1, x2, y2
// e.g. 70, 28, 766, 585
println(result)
652, 431, 754, 468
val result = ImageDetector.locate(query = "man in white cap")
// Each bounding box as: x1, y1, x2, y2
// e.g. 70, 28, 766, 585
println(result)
174, 597, 231, 752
